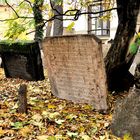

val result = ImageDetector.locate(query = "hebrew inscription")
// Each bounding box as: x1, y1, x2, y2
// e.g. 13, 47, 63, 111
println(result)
42, 35, 108, 111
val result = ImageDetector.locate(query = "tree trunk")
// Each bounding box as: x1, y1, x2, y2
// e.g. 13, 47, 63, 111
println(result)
46, 21, 52, 36
52, 1, 63, 36
33, 0, 44, 41
105, 0, 140, 91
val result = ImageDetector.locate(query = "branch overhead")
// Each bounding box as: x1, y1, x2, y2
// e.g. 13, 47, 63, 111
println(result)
1, 0, 118, 22
1, 0, 118, 36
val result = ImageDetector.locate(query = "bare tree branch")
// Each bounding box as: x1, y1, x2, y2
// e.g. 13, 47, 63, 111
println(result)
50, 0, 62, 15
0, 16, 34, 22
0, 5, 118, 22
18, 1, 25, 6
24, 0, 33, 8
42, 7, 118, 21
0, 0, 34, 21
82, 7, 118, 16
5, 0, 19, 18
1, 0, 119, 36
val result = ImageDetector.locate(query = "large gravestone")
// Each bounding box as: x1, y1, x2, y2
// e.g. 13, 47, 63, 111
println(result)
42, 35, 108, 111
111, 88, 140, 140
0, 41, 44, 81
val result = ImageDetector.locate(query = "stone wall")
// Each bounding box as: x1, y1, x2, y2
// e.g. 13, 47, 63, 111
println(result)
42, 35, 108, 111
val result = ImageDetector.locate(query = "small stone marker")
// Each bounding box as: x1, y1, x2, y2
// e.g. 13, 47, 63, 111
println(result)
18, 84, 27, 114
42, 35, 108, 111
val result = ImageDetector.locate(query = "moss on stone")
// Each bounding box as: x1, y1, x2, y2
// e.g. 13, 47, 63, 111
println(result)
0, 40, 38, 54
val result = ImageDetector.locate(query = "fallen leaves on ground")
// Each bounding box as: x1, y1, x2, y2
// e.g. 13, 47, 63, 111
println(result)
0, 68, 124, 140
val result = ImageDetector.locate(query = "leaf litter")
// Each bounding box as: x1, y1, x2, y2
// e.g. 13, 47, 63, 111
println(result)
0, 68, 124, 140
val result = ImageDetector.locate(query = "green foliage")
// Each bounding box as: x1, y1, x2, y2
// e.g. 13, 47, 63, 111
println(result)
137, 38, 140, 45
66, 22, 75, 31
128, 43, 138, 55
0, 0, 5, 4
123, 133, 133, 140
11, 122, 24, 130
4, 17, 35, 40
135, 33, 140, 45
128, 34, 140, 55
0, 41, 36, 54
4, 20, 26, 40
3, 0, 35, 40
2, 0, 113, 40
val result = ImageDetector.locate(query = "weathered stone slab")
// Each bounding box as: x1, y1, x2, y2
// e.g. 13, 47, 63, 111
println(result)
0, 41, 44, 81
111, 88, 140, 140
42, 35, 108, 111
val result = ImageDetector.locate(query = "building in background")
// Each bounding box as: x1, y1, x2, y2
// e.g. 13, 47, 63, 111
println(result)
0, 1, 12, 39
0, 0, 139, 42
63, 1, 140, 43
63, 1, 118, 43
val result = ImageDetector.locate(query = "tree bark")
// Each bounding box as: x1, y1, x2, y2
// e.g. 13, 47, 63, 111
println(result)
33, 0, 44, 41
46, 21, 52, 36
105, 0, 140, 91
52, 1, 63, 36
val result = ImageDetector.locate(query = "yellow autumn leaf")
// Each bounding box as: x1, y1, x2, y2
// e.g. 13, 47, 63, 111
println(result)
81, 134, 91, 140
19, 126, 31, 137
66, 114, 77, 120
48, 104, 57, 109
123, 133, 133, 140
83, 105, 93, 110
42, 111, 60, 119
0, 129, 5, 137
32, 114, 43, 122
55, 119, 65, 125
78, 126, 85, 133
37, 135, 49, 140
49, 112, 60, 119
67, 131, 78, 137
31, 121, 44, 128
47, 125, 55, 135
0, 129, 14, 137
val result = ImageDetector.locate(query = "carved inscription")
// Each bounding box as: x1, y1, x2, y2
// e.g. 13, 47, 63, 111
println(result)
43, 35, 108, 111
3, 54, 32, 80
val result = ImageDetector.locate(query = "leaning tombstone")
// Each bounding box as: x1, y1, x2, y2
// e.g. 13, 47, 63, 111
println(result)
0, 41, 44, 81
42, 34, 108, 111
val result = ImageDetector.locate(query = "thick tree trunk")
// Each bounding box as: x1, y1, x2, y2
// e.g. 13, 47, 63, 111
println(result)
52, 1, 63, 36
33, 0, 44, 41
105, 0, 140, 91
